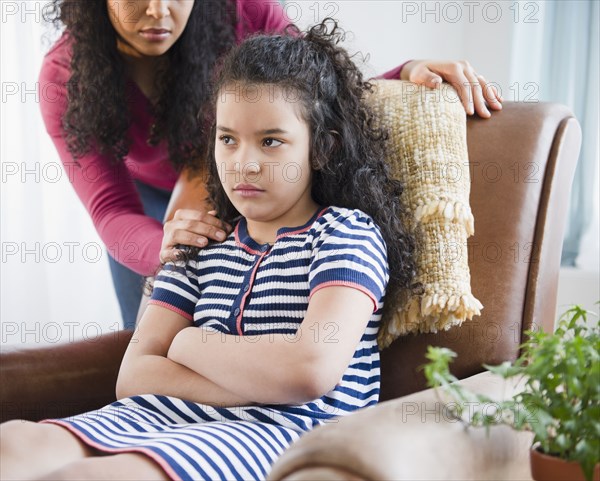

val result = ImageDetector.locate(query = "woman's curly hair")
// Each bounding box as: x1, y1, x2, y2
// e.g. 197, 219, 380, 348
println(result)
43, 0, 236, 171
197, 19, 421, 318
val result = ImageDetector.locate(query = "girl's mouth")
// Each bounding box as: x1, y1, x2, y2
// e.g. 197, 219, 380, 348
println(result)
139, 28, 172, 42
234, 184, 266, 198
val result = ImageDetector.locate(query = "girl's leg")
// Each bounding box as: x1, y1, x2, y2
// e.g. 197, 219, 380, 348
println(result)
0, 420, 95, 480
38, 452, 169, 481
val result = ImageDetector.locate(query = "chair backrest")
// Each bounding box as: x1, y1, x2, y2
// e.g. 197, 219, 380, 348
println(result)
380, 102, 582, 401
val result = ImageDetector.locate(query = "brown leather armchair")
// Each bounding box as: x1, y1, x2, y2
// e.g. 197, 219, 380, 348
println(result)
0, 101, 581, 480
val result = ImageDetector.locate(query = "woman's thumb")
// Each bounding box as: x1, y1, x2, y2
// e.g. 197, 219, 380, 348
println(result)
428, 75, 443, 87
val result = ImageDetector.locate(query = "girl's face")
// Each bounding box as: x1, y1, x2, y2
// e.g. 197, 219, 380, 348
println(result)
215, 83, 318, 238
106, 0, 195, 57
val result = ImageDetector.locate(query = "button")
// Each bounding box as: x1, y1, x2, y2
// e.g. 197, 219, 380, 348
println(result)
260, 244, 270, 252
243, 284, 250, 292
234, 308, 240, 316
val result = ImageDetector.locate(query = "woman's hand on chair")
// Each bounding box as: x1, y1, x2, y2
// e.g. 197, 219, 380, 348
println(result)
400, 59, 504, 118
160, 209, 232, 264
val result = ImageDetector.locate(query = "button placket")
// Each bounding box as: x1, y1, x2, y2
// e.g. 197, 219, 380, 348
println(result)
234, 248, 271, 335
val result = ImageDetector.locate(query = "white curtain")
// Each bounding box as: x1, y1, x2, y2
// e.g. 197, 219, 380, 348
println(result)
545, 1, 599, 270
510, 0, 599, 271
1, 2, 120, 347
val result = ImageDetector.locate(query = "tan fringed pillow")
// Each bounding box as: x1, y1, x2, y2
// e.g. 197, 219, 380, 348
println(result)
367, 80, 483, 350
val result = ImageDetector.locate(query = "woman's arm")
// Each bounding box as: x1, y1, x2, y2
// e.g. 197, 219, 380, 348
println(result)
39, 48, 166, 276
163, 168, 211, 223
39, 40, 229, 275
167, 286, 375, 405
116, 304, 255, 407
159, 168, 232, 263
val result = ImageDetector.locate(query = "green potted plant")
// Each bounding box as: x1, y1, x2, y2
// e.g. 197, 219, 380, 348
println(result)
422, 303, 600, 481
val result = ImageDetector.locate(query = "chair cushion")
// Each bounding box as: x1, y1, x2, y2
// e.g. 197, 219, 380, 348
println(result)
368, 80, 483, 349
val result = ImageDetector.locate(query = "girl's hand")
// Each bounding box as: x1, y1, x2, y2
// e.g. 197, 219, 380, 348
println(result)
160, 209, 232, 264
400, 59, 504, 118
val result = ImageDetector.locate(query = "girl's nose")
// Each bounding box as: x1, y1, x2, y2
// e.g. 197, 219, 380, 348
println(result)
146, 0, 170, 19
238, 160, 262, 184
242, 161, 261, 176
234, 145, 262, 179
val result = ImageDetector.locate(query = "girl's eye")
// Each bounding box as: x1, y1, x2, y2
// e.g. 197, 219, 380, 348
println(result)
263, 138, 283, 148
219, 135, 236, 146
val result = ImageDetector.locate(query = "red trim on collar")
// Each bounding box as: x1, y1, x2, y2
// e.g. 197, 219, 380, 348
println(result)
234, 222, 263, 255
275, 207, 329, 240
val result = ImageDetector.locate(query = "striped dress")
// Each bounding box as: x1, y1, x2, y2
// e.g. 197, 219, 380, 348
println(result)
41, 206, 389, 481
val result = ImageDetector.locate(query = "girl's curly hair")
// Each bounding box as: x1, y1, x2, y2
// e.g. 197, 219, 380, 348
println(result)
198, 19, 421, 318
43, 0, 236, 171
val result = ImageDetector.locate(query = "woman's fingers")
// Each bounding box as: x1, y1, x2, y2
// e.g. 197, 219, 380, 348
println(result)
167, 226, 212, 247
160, 209, 233, 264
160, 247, 184, 264
408, 60, 503, 118
449, 67, 474, 116
166, 218, 229, 244
173, 209, 232, 232
478, 74, 504, 111
463, 68, 489, 118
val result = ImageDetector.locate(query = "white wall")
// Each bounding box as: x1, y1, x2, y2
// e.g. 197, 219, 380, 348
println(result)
1, 2, 121, 348
292, 0, 531, 98
556, 268, 599, 327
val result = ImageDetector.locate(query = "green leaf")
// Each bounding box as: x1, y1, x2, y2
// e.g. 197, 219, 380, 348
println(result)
483, 361, 523, 378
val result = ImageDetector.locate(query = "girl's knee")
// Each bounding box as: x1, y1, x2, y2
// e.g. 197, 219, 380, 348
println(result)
37, 461, 93, 481
1, 420, 98, 481
2, 419, 53, 442
1, 420, 92, 457
38, 454, 170, 481
1, 419, 35, 433
0, 420, 38, 450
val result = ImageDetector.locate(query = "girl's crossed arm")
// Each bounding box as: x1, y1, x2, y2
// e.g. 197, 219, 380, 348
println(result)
167, 285, 375, 406
116, 304, 256, 407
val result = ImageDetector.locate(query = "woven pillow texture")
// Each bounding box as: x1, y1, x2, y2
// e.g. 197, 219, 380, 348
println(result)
367, 80, 484, 350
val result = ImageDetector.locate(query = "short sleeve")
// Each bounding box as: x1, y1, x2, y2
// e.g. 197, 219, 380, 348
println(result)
309, 210, 389, 312
148, 261, 201, 321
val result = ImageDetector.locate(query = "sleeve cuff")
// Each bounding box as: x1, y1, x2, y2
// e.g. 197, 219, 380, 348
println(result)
375, 59, 414, 80
309, 281, 379, 313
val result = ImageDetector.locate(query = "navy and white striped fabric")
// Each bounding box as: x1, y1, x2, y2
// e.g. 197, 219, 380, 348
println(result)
41, 206, 389, 481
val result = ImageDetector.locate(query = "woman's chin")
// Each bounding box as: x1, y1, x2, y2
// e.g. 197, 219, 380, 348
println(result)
121, 40, 174, 58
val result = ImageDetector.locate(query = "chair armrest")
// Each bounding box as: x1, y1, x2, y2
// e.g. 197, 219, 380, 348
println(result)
268, 371, 534, 481
0, 331, 132, 423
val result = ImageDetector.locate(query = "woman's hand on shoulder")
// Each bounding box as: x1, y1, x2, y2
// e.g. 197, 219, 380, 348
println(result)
160, 209, 232, 263
400, 59, 503, 118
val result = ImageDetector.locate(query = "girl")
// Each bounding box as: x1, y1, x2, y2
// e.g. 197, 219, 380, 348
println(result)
2, 20, 418, 481
41, 0, 502, 330
1, 19, 419, 481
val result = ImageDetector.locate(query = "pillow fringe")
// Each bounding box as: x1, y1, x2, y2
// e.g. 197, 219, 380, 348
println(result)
415, 199, 475, 236
378, 292, 484, 349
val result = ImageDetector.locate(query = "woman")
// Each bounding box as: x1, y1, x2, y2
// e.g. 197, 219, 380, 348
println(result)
40, 0, 502, 330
